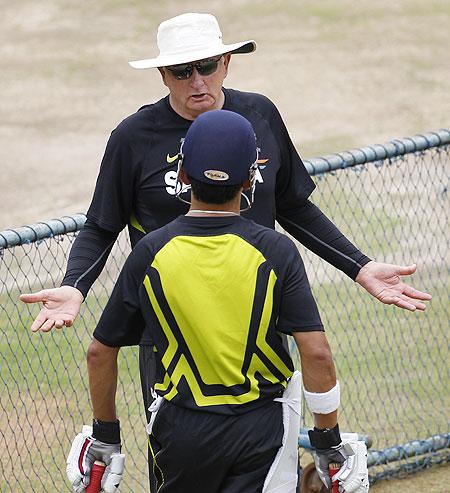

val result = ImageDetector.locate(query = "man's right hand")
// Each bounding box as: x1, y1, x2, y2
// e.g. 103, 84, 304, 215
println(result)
19, 285, 84, 332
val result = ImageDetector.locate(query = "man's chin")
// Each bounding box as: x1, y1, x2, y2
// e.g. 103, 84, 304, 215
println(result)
187, 95, 216, 113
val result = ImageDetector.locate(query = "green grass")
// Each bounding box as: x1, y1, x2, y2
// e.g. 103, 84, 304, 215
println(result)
1, 290, 149, 491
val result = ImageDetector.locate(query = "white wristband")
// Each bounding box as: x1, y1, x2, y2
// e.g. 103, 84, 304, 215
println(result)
303, 381, 340, 414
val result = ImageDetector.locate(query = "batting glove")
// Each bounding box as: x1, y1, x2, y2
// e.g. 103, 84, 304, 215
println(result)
309, 426, 369, 492
308, 424, 348, 489
66, 421, 125, 493
331, 436, 369, 493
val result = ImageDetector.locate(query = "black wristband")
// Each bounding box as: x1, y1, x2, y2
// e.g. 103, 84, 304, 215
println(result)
92, 419, 121, 444
308, 423, 341, 450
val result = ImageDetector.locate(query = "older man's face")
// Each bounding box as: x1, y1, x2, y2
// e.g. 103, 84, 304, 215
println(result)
160, 54, 231, 120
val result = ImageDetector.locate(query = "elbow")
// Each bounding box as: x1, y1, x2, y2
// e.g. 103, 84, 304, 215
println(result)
304, 342, 335, 382
310, 345, 334, 372
295, 332, 336, 388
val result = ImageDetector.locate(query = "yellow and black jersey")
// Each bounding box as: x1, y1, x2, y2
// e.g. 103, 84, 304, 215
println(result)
94, 215, 323, 415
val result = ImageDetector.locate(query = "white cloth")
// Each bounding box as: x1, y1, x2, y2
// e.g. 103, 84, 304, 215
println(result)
262, 371, 302, 493
146, 395, 164, 435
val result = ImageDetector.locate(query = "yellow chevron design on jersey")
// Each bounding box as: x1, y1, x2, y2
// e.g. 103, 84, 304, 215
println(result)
143, 234, 292, 408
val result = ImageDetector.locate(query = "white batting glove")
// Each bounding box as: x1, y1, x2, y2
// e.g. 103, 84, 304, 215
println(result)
66, 425, 124, 492
101, 453, 126, 492
332, 439, 369, 493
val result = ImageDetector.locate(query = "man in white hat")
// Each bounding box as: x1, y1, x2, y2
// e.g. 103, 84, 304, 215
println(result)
129, 12, 257, 121
21, 11, 429, 492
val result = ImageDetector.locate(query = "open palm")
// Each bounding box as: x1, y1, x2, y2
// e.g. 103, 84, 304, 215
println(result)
355, 261, 432, 311
20, 286, 84, 332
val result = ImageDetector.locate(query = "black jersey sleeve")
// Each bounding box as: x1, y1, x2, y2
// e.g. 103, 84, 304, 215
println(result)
86, 126, 138, 233
276, 236, 324, 334
93, 240, 148, 347
61, 219, 118, 298
277, 200, 371, 280
270, 103, 316, 206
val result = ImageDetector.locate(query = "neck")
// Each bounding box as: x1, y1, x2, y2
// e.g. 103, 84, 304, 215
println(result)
187, 196, 241, 217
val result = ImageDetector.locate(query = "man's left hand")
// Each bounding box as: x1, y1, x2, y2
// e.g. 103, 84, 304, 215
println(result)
332, 440, 369, 493
355, 261, 432, 311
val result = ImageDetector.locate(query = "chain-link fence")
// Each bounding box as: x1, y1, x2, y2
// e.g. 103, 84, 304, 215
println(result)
1, 129, 449, 491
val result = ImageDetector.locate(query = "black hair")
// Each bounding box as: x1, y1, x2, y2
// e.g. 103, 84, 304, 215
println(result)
188, 176, 242, 204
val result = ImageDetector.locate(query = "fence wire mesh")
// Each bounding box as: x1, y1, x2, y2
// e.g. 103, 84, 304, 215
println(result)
1, 131, 449, 491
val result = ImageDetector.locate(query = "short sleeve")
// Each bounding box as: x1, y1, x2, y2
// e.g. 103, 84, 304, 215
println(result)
276, 239, 324, 333
87, 126, 137, 233
93, 240, 149, 347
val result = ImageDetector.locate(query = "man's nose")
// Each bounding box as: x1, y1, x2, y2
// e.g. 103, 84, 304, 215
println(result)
190, 68, 207, 88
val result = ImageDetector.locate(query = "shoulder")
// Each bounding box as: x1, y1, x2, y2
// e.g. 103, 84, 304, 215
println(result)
135, 216, 184, 254
238, 219, 297, 256
261, 227, 298, 256
110, 97, 169, 142
224, 88, 281, 121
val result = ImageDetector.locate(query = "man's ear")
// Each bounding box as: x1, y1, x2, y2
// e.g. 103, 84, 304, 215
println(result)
158, 67, 168, 87
242, 179, 252, 191
179, 167, 191, 185
223, 53, 231, 79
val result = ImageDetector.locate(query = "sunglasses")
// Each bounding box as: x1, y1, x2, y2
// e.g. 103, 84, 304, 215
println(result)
166, 55, 223, 80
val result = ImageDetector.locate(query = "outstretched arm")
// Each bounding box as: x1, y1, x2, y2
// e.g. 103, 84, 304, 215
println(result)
19, 219, 118, 332
278, 201, 431, 310
277, 201, 370, 280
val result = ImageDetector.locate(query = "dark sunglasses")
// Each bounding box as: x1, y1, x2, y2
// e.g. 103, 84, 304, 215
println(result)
166, 55, 223, 80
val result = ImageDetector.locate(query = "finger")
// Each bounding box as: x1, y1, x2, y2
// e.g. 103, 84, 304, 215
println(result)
411, 301, 427, 311
54, 319, 65, 329
403, 296, 427, 311
393, 264, 417, 276
381, 293, 417, 311
19, 291, 47, 303
402, 285, 432, 301
40, 319, 56, 332
400, 296, 427, 311
30, 311, 48, 332
64, 319, 74, 328
393, 296, 417, 312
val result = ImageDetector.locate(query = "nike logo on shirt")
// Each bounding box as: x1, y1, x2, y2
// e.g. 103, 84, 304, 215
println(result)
166, 153, 178, 164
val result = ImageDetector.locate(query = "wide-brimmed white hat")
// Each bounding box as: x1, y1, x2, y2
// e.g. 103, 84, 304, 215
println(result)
129, 13, 256, 69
